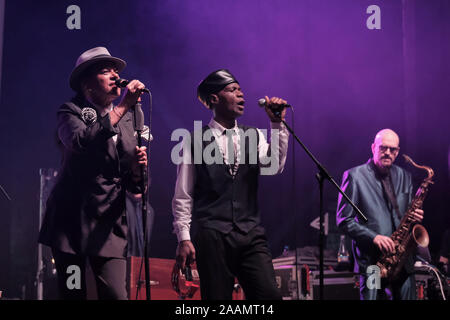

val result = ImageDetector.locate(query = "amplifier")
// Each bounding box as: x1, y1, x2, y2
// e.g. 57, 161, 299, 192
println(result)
414, 263, 450, 300
273, 263, 310, 299
273, 248, 339, 270
309, 270, 360, 300
273, 259, 359, 300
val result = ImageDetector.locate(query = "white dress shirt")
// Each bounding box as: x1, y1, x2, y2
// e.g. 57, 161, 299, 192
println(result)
172, 118, 290, 242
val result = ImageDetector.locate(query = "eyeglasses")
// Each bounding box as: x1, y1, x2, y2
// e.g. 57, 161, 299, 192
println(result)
379, 145, 400, 154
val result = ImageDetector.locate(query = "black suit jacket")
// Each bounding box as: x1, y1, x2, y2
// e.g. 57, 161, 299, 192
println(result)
39, 96, 141, 258
336, 159, 414, 274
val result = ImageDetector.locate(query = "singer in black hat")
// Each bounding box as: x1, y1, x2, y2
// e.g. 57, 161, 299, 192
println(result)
38, 47, 148, 299
172, 69, 290, 299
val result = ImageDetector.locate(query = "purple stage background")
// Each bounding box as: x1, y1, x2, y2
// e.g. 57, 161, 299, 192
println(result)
0, 0, 449, 299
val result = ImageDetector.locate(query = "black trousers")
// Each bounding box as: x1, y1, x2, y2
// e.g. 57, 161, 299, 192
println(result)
194, 225, 282, 300
52, 249, 127, 300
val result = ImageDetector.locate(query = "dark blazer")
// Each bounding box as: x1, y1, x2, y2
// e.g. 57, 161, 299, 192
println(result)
336, 159, 413, 274
39, 96, 141, 258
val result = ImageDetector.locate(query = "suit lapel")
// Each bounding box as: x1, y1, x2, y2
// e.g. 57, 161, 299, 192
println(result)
77, 97, 121, 169
390, 165, 400, 195
106, 135, 119, 171
105, 110, 123, 171
366, 161, 383, 194
116, 112, 136, 173
117, 112, 133, 149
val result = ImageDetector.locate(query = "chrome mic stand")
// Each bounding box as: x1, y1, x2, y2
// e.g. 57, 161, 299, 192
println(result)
133, 101, 150, 300
0, 183, 11, 201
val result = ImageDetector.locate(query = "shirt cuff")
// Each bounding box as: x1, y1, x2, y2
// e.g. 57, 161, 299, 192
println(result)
177, 230, 191, 242
367, 229, 379, 243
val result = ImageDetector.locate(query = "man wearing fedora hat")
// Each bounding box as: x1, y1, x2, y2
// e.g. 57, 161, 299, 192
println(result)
38, 47, 148, 300
172, 69, 290, 300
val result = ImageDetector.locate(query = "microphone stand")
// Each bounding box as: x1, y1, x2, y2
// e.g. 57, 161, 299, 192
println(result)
272, 108, 367, 300
0, 183, 11, 201
133, 101, 151, 300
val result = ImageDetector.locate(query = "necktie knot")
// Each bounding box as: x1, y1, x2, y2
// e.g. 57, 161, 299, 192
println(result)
223, 129, 238, 177
224, 129, 236, 136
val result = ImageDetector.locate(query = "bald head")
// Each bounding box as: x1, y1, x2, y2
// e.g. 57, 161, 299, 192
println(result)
371, 129, 400, 172
373, 129, 399, 145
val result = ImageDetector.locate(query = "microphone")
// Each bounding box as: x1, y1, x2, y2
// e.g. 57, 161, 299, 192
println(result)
258, 98, 291, 109
114, 78, 150, 93
133, 102, 144, 131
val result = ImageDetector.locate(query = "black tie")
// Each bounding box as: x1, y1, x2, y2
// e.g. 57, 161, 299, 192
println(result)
380, 172, 402, 222
225, 129, 238, 177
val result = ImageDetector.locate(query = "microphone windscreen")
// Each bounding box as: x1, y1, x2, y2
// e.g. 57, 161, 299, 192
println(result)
258, 98, 266, 107
115, 78, 129, 87
133, 103, 144, 131
258, 98, 291, 108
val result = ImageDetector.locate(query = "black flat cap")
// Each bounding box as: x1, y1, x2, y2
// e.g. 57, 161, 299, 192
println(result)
197, 69, 238, 108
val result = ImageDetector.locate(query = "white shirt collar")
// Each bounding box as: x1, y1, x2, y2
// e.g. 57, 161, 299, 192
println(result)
208, 118, 239, 135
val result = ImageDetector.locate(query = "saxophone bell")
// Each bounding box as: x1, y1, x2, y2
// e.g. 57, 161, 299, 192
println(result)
412, 224, 429, 248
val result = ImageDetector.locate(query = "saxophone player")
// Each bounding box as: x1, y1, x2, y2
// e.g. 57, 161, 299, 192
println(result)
336, 129, 424, 300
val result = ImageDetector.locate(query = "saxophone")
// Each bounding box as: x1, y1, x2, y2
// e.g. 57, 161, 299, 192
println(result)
376, 154, 434, 280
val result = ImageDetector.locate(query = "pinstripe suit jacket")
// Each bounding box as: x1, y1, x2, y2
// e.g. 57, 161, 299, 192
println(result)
39, 96, 141, 258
